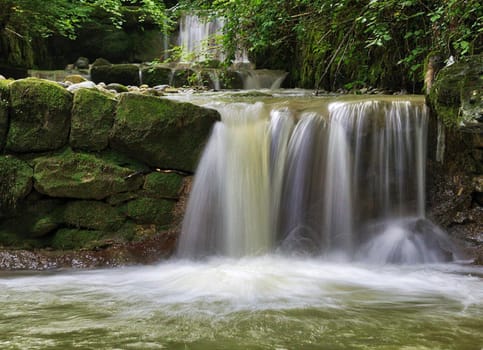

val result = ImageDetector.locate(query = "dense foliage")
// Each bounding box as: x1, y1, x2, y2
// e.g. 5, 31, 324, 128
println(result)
0, 0, 481, 90
0, 0, 171, 67
178, 0, 482, 91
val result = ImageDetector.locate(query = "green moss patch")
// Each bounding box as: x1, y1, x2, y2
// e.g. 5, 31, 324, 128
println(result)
122, 197, 175, 226
33, 150, 144, 200
111, 93, 220, 172
70, 88, 117, 151
6, 78, 72, 152
63, 200, 125, 231
0, 155, 33, 211
51, 228, 106, 250
143, 171, 183, 199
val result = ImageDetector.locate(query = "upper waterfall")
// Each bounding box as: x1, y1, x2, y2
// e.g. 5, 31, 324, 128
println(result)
177, 95, 457, 263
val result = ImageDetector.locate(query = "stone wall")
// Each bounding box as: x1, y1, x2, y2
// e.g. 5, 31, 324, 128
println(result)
0, 77, 219, 268
426, 54, 483, 264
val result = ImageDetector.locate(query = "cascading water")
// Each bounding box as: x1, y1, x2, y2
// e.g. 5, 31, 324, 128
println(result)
178, 97, 456, 263
176, 14, 287, 89
178, 14, 226, 62
1, 92, 481, 349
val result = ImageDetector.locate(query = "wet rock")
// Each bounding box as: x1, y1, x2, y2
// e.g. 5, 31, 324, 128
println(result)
110, 93, 220, 172
5, 78, 72, 152
70, 88, 117, 151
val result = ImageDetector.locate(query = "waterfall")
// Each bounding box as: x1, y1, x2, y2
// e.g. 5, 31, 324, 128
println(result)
178, 14, 225, 62
178, 98, 456, 263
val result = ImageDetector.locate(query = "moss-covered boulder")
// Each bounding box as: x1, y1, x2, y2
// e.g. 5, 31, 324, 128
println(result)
143, 171, 183, 199
110, 93, 219, 172
122, 197, 175, 226
0, 79, 10, 150
33, 150, 144, 200
70, 88, 117, 151
5, 78, 72, 152
428, 54, 483, 128
141, 66, 172, 86
90, 64, 140, 86
0, 156, 33, 213
63, 200, 125, 231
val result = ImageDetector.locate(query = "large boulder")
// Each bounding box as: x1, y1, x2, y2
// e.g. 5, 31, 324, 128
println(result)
70, 88, 117, 151
110, 93, 220, 172
5, 78, 72, 152
0, 79, 9, 151
33, 150, 144, 200
428, 54, 483, 129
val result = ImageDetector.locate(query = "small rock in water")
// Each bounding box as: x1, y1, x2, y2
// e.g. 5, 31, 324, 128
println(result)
153, 84, 171, 91
67, 81, 97, 92
107, 83, 129, 93
65, 74, 87, 84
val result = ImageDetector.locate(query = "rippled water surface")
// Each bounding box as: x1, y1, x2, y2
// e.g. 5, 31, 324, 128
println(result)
1, 256, 482, 349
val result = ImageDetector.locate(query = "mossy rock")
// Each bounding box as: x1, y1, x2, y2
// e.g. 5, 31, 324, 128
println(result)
143, 171, 184, 199
51, 228, 107, 250
33, 150, 144, 200
122, 197, 175, 226
429, 54, 483, 128
220, 70, 244, 89
111, 93, 219, 172
172, 69, 196, 87
70, 88, 117, 151
90, 64, 140, 86
0, 199, 63, 243
63, 200, 125, 231
0, 156, 33, 213
65, 74, 88, 84
0, 79, 10, 150
5, 78, 72, 152
141, 66, 172, 86
91, 58, 112, 67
